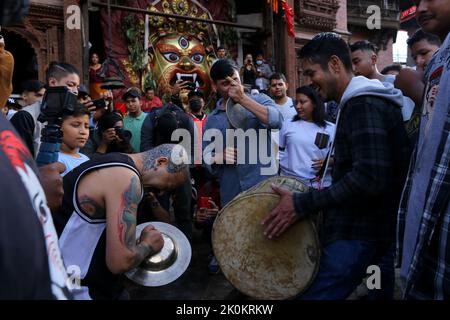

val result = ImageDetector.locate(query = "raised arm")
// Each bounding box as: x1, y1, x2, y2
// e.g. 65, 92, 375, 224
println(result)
104, 169, 163, 274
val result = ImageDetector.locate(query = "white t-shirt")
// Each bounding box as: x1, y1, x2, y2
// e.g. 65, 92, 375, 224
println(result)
279, 119, 335, 189
276, 97, 297, 122
271, 97, 297, 163
58, 152, 90, 177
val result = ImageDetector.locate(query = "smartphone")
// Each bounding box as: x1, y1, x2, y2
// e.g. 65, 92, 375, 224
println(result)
315, 132, 330, 149
198, 196, 212, 209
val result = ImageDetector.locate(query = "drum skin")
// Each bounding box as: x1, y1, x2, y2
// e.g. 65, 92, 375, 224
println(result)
212, 193, 320, 300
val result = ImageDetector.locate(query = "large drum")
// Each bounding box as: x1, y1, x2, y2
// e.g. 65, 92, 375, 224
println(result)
212, 177, 320, 300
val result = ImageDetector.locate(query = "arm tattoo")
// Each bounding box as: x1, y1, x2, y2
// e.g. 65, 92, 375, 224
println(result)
79, 196, 106, 218
131, 243, 154, 268
117, 175, 141, 249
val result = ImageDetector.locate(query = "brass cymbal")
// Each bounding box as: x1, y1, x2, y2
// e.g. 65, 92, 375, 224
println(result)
125, 222, 191, 287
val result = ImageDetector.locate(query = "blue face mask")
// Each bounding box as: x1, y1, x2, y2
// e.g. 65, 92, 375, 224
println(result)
256, 60, 263, 66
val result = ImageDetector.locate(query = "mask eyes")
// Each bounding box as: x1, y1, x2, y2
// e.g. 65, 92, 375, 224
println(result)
163, 52, 180, 63
191, 53, 204, 64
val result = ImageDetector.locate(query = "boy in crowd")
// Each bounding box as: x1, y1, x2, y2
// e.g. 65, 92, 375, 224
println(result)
350, 40, 415, 122
57, 105, 90, 176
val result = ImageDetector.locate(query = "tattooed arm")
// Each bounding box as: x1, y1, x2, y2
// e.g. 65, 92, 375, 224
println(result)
104, 169, 164, 274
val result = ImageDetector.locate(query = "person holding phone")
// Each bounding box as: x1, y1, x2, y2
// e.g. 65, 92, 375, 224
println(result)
240, 54, 257, 87
279, 86, 335, 189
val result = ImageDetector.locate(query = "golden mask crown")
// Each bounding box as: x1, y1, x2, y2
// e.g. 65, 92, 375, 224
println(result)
147, 0, 215, 45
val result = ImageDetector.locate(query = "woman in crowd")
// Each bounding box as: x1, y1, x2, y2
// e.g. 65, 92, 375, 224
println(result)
240, 53, 257, 88
279, 86, 335, 189
89, 52, 106, 99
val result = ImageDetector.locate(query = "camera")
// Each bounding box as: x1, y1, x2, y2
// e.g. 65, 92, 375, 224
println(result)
36, 86, 78, 166
91, 98, 107, 110
114, 126, 132, 141
38, 86, 78, 123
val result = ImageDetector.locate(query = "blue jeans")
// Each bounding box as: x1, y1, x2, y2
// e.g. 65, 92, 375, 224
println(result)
298, 240, 395, 300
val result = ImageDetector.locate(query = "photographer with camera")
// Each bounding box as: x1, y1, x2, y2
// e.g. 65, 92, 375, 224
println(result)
81, 110, 133, 158
240, 54, 257, 87
11, 62, 80, 158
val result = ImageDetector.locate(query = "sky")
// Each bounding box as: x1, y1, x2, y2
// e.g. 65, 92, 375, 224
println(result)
393, 30, 409, 63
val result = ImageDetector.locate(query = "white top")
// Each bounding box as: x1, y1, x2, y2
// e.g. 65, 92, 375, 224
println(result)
58, 152, 90, 177
276, 97, 297, 122
279, 119, 335, 189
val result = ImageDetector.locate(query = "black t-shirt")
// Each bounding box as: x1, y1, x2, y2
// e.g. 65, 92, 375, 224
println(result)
10, 110, 36, 157
0, 116, 70, 299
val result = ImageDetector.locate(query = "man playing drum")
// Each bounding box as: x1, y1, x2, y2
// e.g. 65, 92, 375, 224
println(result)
262, 33, 411, 300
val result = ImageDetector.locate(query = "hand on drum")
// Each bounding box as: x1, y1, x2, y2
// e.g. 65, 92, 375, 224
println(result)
261, 184, 298, 239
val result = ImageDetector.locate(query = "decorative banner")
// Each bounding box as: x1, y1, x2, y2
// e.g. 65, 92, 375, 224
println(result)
281, 0, 295, 38
268, 0, 295, 38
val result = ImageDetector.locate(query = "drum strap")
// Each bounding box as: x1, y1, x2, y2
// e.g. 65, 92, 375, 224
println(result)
315, 107, 342, 233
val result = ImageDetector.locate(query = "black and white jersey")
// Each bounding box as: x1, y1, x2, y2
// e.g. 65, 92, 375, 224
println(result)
55, 153, 143, 300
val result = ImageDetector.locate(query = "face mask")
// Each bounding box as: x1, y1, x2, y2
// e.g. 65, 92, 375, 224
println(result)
256, 60, 263, 66
189, 99, 203, 112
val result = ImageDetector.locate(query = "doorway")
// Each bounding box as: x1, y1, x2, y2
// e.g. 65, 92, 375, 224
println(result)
2, 30, 38, 94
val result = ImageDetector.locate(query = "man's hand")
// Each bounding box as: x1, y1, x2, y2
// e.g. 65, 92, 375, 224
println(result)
100, 90, 113, 102
214, 147, 237, 164
394, 68, 424, 106
226, 76, 246, 105
102, 128, 118, 144
172, 80, 190, 96
84, 100, 96, 112
139, 224, 164, 255
38, 162, 66, 212
261, 184, 298, 239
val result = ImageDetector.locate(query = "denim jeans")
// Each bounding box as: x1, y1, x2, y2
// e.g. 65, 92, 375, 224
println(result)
298, 240, 395, 300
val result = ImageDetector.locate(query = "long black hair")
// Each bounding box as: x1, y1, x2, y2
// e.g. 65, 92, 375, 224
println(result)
293, 86, 327, 128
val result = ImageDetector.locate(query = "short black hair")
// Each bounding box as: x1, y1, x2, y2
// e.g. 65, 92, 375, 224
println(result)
62, 104, 90, 121
407, 28, 441, 48
294, 86, 327, 127
45, 62, 80, 84
217, 46, 226, 51
298, 32, 353, 73
349, 40, 379, 54
210, 59, 237, 82
144, 86, 155, 93
21, 80, 45, 93
269, 73, 287, 83
381, 64, 402, 75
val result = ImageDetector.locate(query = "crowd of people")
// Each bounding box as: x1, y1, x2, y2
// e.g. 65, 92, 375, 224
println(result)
0, 0, 450, 301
